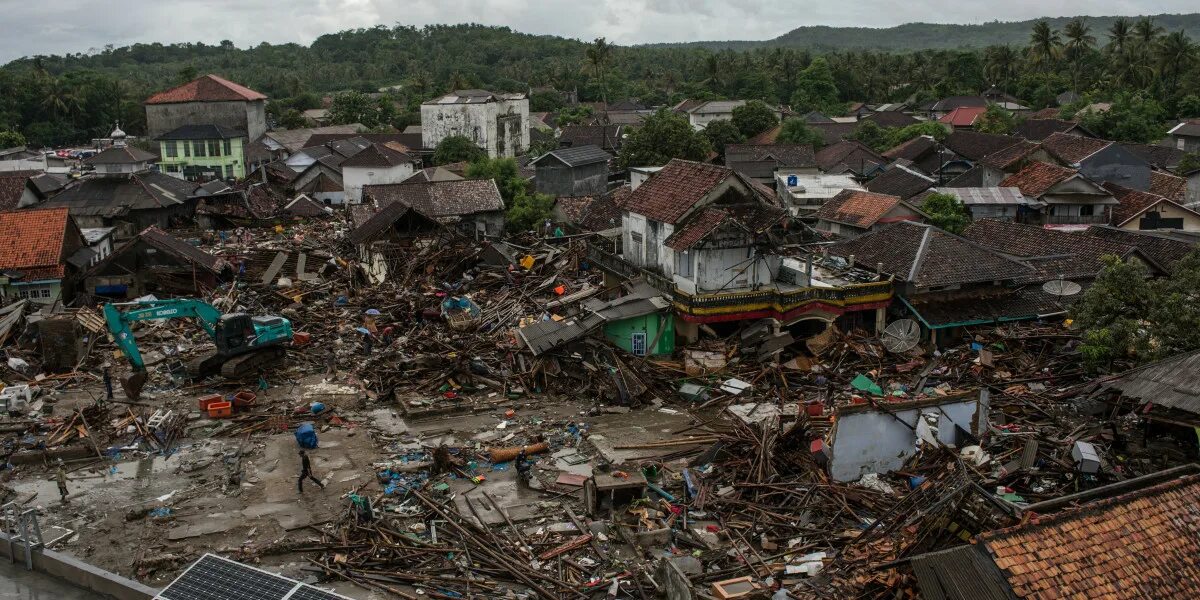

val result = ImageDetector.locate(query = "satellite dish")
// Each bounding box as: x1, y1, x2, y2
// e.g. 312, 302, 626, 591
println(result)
882, 319, 921, 353
1042, 279, 1082, 297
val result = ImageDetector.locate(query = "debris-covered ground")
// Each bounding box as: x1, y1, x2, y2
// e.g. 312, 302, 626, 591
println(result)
2, 216, 1196, 600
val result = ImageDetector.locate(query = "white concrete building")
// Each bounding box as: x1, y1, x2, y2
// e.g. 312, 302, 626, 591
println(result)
421, 90, 529, 158
672, 99, 783, 131
339, 143, 415, 203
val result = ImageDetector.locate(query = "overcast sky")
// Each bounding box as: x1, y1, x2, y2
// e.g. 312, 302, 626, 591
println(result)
2, 0, 1196, 63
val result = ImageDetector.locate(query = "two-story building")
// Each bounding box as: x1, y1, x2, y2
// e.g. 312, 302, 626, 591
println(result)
1000, 161, 1118, 230
531, 145, 611, 198
145, 75, 269, 181
592, 159, 893, 339
421, 90, 529, 158
157, 124, 247, 181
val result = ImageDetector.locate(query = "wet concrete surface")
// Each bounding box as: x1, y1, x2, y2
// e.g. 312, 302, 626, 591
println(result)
0, 560, 102, 599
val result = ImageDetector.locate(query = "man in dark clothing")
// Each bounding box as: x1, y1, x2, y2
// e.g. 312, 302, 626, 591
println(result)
515, 448, 531, 486
102, 365, 113, 401
362, 330, 373, 355
297, 449, 325, 493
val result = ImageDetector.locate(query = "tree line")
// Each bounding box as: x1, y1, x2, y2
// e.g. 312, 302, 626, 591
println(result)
1, 18, 1196, 148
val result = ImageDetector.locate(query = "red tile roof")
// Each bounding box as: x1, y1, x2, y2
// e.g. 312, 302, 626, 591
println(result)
0, 208, 71, 279
980, 474, 1200, 600
1103, 183, 1168, 226
979, 140, 1040, 171
663, 207, 728, 251
145, 74, 267, 104
1150, 170, 1187, 201
1041, 131, 1111, 164
622, 159, 734, 224
815, 189, 904, 229
938, 106, 986, 127
999, 161, 1076, 197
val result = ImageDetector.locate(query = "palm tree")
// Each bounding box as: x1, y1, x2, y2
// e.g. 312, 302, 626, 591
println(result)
1028, 20, 1062, 71
41, 78, 81, 121
585, 37, 613, 105
984, 45, 1019, 94
1133, 17, 1163, 48
1155, 31, 1198, 96
1107, 17, 1132, 54
1063, 18, 1096, 90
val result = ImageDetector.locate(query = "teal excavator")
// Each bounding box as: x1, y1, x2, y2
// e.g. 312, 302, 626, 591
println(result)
103, 298, 294, 398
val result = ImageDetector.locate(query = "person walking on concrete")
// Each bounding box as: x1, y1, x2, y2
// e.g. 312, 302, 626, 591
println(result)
325, 349, 337, 379
54, 459, 70, 503
297, 449, 325, 493
102, 364, 114, 402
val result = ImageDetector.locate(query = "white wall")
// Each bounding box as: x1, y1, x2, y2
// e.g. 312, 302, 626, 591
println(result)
421, 98, 530, 158
0, 156, 47, 172
828, 391, 989, 482
343, 163, 415, 204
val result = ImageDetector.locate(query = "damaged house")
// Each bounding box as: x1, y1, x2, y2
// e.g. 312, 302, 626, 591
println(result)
40, 145, 198, 238
81, 226, 231, 299
0, 208, 86, 304
589, 158, 893, 338
363, 179, 505, 238
813, 189, 925, 237
825, 221, 1058, 345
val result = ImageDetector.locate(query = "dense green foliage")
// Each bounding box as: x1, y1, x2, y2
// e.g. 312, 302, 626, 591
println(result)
730, 100, 779, 137
1072, 252, 1200, 371
432, 135, 485, 165
975, 104, 1016, 134
0, 130, 26, 148
1, 18, 1198, 147
851, 120, 948, 153
617, 109, 711, 168
921, 193, 970, 234
777, 118, 825, 149
702, 119, 744, 157
465, 157, 527, 207
462, 156, 551, 231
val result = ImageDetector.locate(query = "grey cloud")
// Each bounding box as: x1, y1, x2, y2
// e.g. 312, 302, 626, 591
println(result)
1, 0, 1196, 63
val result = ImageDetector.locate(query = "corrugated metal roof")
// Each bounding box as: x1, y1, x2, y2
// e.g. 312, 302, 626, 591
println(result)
910, 545, 1016, 600
1106, 350, 1200, 416
939, 187, 1027, 206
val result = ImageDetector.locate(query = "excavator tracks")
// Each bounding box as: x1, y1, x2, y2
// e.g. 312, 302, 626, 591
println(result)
219, 346, 288, 379
186, 346, 288, 380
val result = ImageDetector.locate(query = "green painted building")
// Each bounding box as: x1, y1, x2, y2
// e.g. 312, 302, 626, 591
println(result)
602, 310, 674, 356
157, 124, 247, 181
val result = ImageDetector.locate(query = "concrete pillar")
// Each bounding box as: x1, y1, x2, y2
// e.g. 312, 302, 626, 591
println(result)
875, 306, 886, 335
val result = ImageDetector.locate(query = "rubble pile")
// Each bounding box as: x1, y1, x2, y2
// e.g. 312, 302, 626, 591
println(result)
1, 212, 1196, 600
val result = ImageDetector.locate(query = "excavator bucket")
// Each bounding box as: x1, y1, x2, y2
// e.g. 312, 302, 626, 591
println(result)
120, 371, 149, 400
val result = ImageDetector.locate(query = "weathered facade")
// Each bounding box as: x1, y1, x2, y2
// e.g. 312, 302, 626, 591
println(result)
421, 90, 529, 158
144, 74, 268, 141
531, 145, 610, 197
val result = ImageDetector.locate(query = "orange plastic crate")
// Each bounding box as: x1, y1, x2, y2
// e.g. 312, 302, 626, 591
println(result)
198, 394, 223, 411
207, 401, 233, 418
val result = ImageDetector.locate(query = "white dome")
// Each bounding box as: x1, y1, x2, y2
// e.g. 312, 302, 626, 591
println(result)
110, 124, 127, 139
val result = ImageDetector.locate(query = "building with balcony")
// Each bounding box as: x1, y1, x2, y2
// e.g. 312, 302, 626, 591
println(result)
594, 159, 893, 340
1000, 161, 1117, 230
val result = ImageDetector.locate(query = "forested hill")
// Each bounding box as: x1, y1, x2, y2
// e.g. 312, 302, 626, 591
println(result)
656, 13, 1200, 51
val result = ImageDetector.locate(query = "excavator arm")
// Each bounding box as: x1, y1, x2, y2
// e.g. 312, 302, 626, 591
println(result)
103, 299, 226, 397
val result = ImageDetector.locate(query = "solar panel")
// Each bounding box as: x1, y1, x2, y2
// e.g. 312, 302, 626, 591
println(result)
156, 554, 350, 600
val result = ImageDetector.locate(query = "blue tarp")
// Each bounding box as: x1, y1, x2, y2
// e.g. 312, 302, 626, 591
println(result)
294, 422, 318, 449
